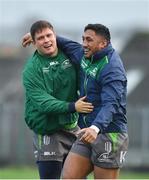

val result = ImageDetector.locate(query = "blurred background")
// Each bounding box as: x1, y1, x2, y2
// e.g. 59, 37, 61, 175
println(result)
0, 0, 149, 178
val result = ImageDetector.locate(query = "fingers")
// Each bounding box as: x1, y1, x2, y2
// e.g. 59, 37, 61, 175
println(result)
79, 130, 91, 143
22, 33, 33, 47
78, 97, 93, 107
79, 131, 88, 140
77, 128, 97, 143
22, 38, 33, 47
82, 103, 94, 108
22, 41, 29, 47
78, 96, 93, 106
77, 128, 85, 134
81, 107, 93, 113
82, 109, 93, 113
77, 129, 86, 137
75, 97, 94, 113
82, 101, 93, 106
82, 104, 94, 113
80, 108, 93, 113
78, 96, 86, 101
81, 135, 93, 143
80, 101, 94, 109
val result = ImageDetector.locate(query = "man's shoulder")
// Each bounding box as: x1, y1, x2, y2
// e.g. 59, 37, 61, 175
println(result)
23, 53, 40, 75
106, 50, 124, 69
26, 52, 40, 67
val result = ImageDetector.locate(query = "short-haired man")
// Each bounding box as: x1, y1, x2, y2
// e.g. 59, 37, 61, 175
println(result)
57, 24, 129, 179
22, 20, 93, 179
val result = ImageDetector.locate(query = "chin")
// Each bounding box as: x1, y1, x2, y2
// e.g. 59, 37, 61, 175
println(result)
85, 55, 91, 58
84, 54, 89, 57
46, 50, 55, 55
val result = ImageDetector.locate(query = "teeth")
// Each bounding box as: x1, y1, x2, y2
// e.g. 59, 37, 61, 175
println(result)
84, 48, 89, 53
44, 44, 52, 48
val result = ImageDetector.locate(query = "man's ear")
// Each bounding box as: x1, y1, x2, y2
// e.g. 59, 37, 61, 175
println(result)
100, 40, 108, 49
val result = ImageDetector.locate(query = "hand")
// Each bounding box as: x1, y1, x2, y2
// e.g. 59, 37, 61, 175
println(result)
22, 33, 33, 47
75, 96, 94, 113
77, 127, 98, 143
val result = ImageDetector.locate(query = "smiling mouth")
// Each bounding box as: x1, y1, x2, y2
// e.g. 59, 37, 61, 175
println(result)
84, 48, 90, 54
44, 44, 52, 49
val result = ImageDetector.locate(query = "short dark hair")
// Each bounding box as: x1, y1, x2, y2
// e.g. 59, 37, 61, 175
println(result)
84, 24, 111, 42
30, 20, 54, 41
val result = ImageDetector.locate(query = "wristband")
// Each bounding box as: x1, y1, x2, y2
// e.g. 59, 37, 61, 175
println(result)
90, 125, 100, 134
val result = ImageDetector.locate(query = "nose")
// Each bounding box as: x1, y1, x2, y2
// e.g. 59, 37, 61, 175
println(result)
44, 36, 50, 43
83, 40, 87, 48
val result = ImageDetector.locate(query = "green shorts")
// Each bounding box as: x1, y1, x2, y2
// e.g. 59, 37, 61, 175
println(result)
70, 132, 129, 168
33, 126, 79, 162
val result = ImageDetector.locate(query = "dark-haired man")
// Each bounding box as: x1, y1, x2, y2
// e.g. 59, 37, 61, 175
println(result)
22, 20, 94, 179
57, 24, 129, 179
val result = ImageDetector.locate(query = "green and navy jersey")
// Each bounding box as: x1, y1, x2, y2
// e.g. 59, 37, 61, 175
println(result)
57, 37, 128, 134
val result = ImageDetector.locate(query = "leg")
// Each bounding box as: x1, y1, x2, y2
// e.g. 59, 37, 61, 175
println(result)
62, 152, 93, 179
37, 160, 63, 179
94, 166, 120, 179
33, 129, 77, 179
91, 133, 128, 179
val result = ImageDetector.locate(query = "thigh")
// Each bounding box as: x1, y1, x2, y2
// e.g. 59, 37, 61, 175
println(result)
33, 130, 77, 162
33, 133, 61, 161
62, 137, 93, 179
91, 133, 129, 169
62, 152, 93, 179
94, 165, 120, 179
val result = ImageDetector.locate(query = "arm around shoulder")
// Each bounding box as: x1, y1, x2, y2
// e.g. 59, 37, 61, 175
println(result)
57, 36, 84, 64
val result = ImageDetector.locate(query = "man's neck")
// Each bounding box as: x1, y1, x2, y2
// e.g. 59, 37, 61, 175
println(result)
37, 48, 58, 58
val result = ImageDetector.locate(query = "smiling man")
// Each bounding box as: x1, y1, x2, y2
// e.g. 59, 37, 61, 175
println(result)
22, 20, 94, 179
57, 24, 129, 179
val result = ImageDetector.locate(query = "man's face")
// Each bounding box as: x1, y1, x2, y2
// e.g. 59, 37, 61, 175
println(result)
33, 27, 57, 56
82, 29, 107, 58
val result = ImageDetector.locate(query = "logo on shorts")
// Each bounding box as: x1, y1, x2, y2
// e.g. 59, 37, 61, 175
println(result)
97, 141, 112, 162
120, 151, 127, 163
44, 151, 56, 156
34, 151, 38, 159
43, 135, 50, 145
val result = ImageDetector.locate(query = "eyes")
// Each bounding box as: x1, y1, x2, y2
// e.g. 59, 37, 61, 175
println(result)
36, 33, 53, 41
82, 36, 94, 43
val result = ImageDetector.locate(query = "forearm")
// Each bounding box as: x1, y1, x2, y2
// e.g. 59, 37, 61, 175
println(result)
57, 36, 83, 64
27, 90, 75, 114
